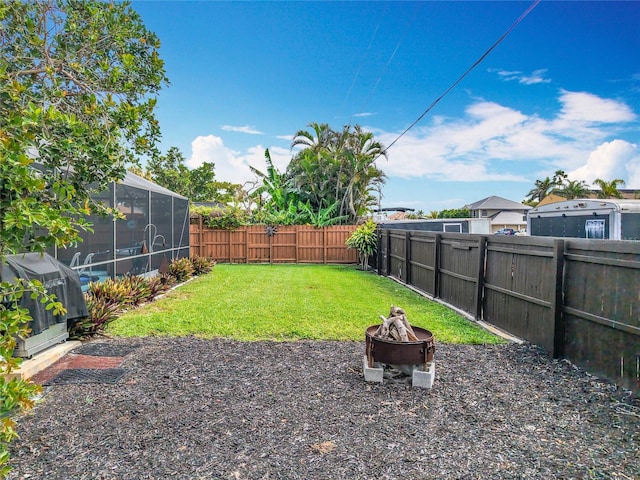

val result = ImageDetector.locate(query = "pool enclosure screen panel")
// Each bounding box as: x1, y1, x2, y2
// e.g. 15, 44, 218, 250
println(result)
174, 197, 190, 259
53, 171, 189, 282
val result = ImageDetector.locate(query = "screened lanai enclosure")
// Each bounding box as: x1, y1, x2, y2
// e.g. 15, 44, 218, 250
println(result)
50, 171, 190, 290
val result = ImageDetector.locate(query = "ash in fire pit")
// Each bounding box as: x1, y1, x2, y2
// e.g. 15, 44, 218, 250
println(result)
363, 306, 435, 388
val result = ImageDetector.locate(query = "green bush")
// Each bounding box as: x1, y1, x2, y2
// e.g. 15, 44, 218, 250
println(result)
168, 257, 195, 283
190, 255, 216, 276
117, 275, 152, 307
147, 275, 172, 298
75, 257, 210, 338
86, 278, 131, 307
345, 219, 378, 270
69, 295, 122, 338
192, 206, 249, 230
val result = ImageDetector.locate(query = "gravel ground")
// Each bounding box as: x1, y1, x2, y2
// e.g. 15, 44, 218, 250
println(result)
9, 337, 640, 480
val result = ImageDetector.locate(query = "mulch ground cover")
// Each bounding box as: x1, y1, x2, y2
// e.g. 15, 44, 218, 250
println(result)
9, 337, 640, 480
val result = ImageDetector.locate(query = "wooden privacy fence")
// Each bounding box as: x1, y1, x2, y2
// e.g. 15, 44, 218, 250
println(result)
377, 229, 640, 396
190, 220, 358, 264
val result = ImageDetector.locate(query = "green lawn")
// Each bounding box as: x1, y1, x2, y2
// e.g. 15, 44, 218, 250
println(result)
107, 264, 503, 344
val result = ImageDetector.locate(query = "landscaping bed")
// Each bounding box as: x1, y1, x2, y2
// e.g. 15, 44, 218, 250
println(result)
9, 337, 639, 479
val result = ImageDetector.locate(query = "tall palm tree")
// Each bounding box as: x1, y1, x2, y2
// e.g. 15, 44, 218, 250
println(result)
291, 122, 334, 152
593, 178, 625, 199
339, 127, 387, 219
554, 179, 590, 200
288, 124, 387, 223
526, 176, 556, 203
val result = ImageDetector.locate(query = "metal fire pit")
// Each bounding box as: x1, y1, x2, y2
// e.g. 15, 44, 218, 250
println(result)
364, 325, 436, 387
365, 325, 435, 369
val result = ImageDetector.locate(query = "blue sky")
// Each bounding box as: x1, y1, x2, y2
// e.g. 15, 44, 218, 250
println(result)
132, 1, 640, 212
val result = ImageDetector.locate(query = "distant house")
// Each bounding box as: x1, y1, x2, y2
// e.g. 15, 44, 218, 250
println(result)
464, 196, 531, 233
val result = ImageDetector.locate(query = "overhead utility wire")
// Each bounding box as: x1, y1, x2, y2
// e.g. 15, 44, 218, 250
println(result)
348, 3, 422, 129
380, 0, 541, 157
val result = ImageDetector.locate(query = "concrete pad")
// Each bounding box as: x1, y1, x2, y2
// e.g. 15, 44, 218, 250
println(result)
363, 356, 384, 383
412, 362, 435, 389
5, 341, 81, 381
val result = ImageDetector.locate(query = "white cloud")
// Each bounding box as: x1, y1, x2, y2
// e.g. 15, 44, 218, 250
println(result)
557, 90, 637, 124
569, 140, 640, 188
191, 91, 637, 196
354, 112, 376, 118
491, 68, 551, 85
221, 125, 264, 135
370, 90, 637, 186
186, 135, 292, 185
519, 69, 551, 85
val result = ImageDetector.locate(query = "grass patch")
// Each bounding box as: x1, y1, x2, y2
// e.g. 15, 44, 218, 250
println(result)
107, 264, 503, 344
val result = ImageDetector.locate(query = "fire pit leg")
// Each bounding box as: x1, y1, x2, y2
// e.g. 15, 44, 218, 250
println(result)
362, 356, 384, 383
412, 362, 435, 389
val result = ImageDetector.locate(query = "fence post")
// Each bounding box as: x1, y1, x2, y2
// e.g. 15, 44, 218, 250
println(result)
198, 215, 204, 257
552, 239, 566, 358
376, 229, 382, 275
433, 233, 441, 298
474, 235, 487, 321
323, 227, 327, 264
385, 229, 391, 276
404, 230, 411, 285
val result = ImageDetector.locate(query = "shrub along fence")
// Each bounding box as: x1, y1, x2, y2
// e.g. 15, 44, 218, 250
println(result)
189, 219, 358, 264
376, 229, 640, 396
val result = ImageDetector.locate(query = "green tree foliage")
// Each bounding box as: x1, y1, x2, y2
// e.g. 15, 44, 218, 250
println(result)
593, 178, 625, 199
527, 171, 630, 203
525, 170, 569, 204
146, 147, 191, 197
553, 179, 590, 199
288, 123, 387, 223
250, 149, 298, 212
0, 1, 166, 473
146, 146, 242, 203
439, 208, 470, 218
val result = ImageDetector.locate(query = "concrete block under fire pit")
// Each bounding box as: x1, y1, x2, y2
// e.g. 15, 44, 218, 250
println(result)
412, 362, 435, 389
362, 356, 384, 383
362, 356, 435, 389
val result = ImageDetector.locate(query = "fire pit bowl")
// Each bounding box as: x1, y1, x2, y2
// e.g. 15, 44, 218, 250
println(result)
365, 324, 435, 369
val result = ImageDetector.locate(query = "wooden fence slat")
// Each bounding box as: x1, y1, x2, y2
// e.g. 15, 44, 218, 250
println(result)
376, 229, 639, 396
189, 223, 357, 264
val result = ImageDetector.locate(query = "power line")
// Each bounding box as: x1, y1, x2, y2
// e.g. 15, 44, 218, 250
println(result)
380, 0, 541, 157
348, 3, 422, 128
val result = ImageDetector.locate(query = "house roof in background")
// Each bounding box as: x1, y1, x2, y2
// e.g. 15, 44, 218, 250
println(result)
465, 196, 531, 211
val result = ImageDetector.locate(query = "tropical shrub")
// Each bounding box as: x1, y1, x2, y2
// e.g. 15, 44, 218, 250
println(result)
192, 206, 249, 230
190, 256, 216, 276
69, 295, 122, 338
168, 257, 195, 283
147, 275, 172, 298
346, 219, 378, 270
117, 275, 153, 307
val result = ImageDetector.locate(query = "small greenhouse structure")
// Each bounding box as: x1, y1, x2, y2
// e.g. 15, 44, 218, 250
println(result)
50, 171, 190, 290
